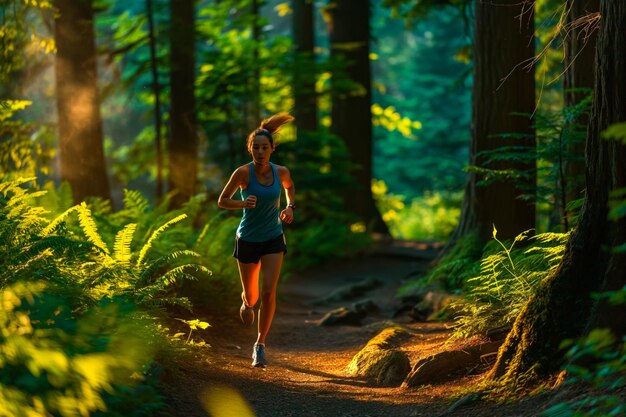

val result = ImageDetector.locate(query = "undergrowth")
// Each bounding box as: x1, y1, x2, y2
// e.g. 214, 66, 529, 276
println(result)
451, 227, 568, 339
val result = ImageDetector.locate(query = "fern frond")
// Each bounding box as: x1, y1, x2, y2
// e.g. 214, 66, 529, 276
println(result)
113, 223, 137, 264
76, 202, 110, 255
0, 176, 36, 196
157, 264, 211, 286
6, 189, 47, 207
136, 214, 188, 267
42, 205, 79, 236
123, 189, 149, 217
139, 250, 201, 283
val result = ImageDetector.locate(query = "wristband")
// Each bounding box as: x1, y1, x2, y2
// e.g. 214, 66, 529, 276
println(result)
287, 204, 296, 210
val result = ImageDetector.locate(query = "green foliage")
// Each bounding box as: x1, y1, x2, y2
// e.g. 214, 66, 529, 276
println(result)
0, 0, 54, 86
371, 5, 471, 197
174, 318, 211, 345
602, 122, 626, 144
372, 179, 461, 240
381, 0, 467, 26
0, 281, 164, 417
0, 101, 55, 180
1, 178, 212, 310
285, 218, 371, 272
451, 228, 568, 339
540, 328, 626, 417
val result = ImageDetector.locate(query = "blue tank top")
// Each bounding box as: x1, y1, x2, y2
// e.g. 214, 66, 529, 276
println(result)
236, 162, 283, 242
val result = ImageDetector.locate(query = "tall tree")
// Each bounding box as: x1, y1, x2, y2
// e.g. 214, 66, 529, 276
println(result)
54, 0, 111, 204
490, 0, 626, 381
562, 0, 600, 225
449, 0, 536, 245
146, 0, 164, 201
292, 0, 317, 133
168, 0, 197, 208
329, 0, 388, 234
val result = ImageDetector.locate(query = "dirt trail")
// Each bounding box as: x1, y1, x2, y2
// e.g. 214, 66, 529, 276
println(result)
162, 248, 553, 417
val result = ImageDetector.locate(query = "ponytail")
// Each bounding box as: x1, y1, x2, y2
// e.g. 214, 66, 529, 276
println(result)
260, 112, 295, 135
247, 112, 295, 149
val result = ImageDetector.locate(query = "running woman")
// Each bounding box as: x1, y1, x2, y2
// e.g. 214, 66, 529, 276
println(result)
217, 113, 296, 368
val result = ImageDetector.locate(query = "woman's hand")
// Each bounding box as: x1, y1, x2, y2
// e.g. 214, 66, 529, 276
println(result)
280, 207, 294, 224
244, 195, 257, 208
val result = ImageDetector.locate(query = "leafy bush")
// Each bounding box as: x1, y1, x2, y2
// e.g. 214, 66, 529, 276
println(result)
373, 179, 461, 241
0, 282, 163, 417
0, 178, 218, 415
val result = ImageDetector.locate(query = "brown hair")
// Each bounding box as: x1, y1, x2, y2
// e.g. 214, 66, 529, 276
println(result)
246, 112, 295, 150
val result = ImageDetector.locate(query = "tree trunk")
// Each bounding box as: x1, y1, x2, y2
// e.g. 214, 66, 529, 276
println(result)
146, 0, 164, 202
489, 0, 626, 381
562, 0, 600, 228
54, 0, 111, 204
446, 0, 536, 249
329, 0, 388, 234
168, 0, 197, 208
293, 0, 317, 132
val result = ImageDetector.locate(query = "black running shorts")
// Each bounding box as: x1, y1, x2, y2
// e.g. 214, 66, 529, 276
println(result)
233, 234, 287, 264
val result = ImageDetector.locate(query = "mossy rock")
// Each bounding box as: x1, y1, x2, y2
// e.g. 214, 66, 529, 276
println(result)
346, 326, 412, 386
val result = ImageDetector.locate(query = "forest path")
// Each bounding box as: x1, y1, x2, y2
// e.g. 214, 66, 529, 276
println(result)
162, 242, 544, 417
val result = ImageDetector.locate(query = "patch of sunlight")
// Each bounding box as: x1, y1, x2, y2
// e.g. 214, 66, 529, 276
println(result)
350, 222, 366, 233
274, 3, 292, 16
201, 385, 256, 417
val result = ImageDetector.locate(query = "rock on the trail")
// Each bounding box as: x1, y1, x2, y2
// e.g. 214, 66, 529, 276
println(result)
352, 298, 379, 314
402, 340, 503, 388
410, 291, 461, 321
346, 326, 412, 386
313, 277, 382, 304
318, 307, 366, 326
392, 283, 444, 318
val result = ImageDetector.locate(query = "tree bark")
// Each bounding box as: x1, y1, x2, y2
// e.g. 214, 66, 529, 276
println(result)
489, 0, 626, 381
329, 0, 388, 234
293, 0, 317, 133
146, 0, 164, 201
562, 0, 599, 229
168, 0, 197, 208
54, 0, 111, 204
453, 0, 536, 245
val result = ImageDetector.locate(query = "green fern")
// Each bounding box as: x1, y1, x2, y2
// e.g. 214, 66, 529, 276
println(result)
76, 202, 110, 255
452, 228, 568, 339
41, 205, 79, 237
139, 250, 201, 284
137, 213, 188, 267
113, 223, 137, 265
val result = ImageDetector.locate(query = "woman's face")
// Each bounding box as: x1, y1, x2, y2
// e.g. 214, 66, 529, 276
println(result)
249, 135, 274, 165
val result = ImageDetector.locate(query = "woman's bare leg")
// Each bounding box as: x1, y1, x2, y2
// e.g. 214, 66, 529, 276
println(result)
237, 260, 261, 308
256, 252, 283, 344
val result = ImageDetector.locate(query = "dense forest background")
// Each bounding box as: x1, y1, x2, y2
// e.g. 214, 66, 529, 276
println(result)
1, 0, 625, 416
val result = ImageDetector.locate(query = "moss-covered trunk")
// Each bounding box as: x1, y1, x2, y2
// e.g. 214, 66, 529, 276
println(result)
489, 0, 626, 380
